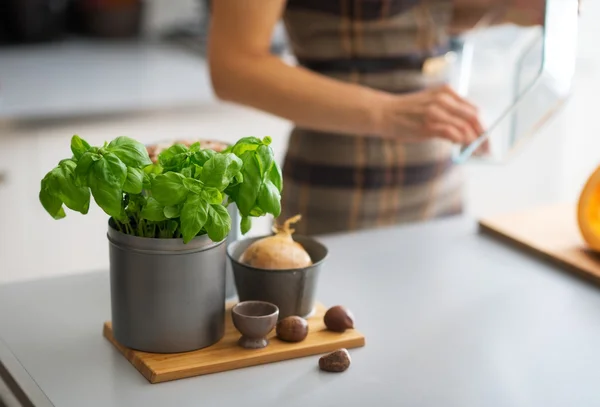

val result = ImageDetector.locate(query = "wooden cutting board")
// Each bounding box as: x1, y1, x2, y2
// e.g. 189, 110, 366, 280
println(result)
103, 302, 365, 384
478, 203, 600, 283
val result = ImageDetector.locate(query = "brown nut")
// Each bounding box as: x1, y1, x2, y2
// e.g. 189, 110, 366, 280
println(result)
323, 305, 354, 332
276, 316, 309, 342
319, 348, 351, 372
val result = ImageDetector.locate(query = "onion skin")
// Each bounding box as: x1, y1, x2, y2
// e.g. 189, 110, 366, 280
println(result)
239, 215, 312, 270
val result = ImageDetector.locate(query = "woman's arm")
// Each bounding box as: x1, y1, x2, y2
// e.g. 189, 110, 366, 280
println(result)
208, 0, 483, 144
208, 0, 389, 137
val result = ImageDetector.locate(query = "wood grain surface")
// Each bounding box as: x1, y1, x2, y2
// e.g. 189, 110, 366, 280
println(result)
478, 203, 600, 283
103, 302, 366, 383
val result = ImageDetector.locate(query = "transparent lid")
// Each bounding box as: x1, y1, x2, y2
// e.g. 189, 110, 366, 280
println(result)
449, 0, 579, 164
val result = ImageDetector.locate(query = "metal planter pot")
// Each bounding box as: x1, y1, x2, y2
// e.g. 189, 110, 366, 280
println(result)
107, 223, 226, 353
226, 235, 328, 320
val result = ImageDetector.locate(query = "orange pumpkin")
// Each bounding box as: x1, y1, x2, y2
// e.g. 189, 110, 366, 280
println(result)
578, 166, 600, 251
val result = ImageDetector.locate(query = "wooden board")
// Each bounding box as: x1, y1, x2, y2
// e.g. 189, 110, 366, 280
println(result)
103, 302, 365, 384
478, 203, 600, 283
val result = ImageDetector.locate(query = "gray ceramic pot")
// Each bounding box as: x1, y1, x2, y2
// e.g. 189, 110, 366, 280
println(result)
226, 235, 328, 320
107, 222, 226, 353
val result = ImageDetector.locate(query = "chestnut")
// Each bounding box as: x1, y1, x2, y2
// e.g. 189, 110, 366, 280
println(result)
323, 305, 354, 332
276, 316, 309, 342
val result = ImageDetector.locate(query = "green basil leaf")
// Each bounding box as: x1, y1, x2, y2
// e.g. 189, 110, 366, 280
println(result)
240, 215, 252, 235
142, 172, 152, 190
39, 186, 66, 220
161, 144, 188, 156
96, 152, 127, 188
250, 206, 266, 217
49, 160, 90, 214
236, 151, 262, 216
191, 149, 216, 166
229, 172, 244, 187
205, 204, 231, 242
231, 137, 262, 156
75, 152, 101, 187
181, 166, 193, 178
200, 187, 223, 205
41, 168, 61, 193
70, 135, 91, 160
164, 205, 181, 219
200, 153, 243, 190
123, 167, 144, 194
256, 144, 275, 176
189, 142, 201, 152
140, 197, 167, 221
58, 158, 77, 172
89, 171, 124, 221
181, 194, 208, 243
88, 154, 127, 219
162, 155, 188, 172
193, 164, 203, 179
234, 137, 263, 146
158, 144, 188, 171
151, 172, 188, 206
107, 136, 152, 168
257, 180, 281, 217
56, 177, 90, 215
143, 163, 163, 175
126, 194, 146, 215
182, 177, 204, 195
223, 183, 240, 204
269, 162, 283, 192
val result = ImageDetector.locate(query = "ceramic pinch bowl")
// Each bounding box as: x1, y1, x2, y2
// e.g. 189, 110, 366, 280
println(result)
231, 301, 279, 349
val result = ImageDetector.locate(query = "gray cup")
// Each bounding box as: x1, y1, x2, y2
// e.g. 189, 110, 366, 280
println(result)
107, 223, 226, 353
226, 235, 328, 320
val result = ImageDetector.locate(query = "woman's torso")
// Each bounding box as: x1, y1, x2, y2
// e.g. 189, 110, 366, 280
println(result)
280, 0, 464, 235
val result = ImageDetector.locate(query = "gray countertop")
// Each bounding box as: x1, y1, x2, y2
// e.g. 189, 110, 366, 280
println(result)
0, 39, 215, 121
2, 215, 600, 407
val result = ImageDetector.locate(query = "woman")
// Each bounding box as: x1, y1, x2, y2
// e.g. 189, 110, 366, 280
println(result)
207, 0, 540, 236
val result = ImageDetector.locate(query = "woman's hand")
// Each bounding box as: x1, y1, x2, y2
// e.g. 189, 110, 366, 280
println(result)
378, 84, 485, 144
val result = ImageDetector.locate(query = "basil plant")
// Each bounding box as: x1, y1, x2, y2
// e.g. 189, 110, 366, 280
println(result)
39, 135, 282, 243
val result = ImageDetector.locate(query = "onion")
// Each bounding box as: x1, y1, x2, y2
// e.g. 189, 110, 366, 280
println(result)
239, 215, 312, 270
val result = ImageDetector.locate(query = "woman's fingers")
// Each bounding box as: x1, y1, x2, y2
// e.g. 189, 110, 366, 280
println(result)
425, 104, 479, 144
434, 84, 478, 112
383, 85, 485, 144
425, 123, 464, 144
435, 92, 484, 135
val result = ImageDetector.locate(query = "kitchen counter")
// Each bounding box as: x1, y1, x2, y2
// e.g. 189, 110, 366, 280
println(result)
3, 215, 600, 406
0, 38, 216, 121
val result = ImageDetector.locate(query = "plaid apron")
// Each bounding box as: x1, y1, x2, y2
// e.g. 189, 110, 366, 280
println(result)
279, 0, 464, 236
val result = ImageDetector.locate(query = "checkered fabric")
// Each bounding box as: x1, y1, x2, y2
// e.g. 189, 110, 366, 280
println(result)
279, 0, 464, 236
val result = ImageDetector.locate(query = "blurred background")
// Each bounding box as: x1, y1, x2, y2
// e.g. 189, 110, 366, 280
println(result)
0, 0, 596, 283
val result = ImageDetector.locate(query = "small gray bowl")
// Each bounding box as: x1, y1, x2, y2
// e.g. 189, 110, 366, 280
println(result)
232, 301, 279, 349
227, 235, 328, 320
